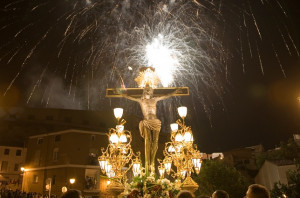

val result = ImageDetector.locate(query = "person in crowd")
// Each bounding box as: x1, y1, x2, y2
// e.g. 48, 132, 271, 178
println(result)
212, 190, 229, 198
176, 190, 196, 198
245, 184, 270, 198
61, 189, 82, 198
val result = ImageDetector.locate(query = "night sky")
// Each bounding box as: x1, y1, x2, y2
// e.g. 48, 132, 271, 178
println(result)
0, 0, 300, 153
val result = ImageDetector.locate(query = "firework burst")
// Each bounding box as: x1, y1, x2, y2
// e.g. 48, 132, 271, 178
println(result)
0, 0, 298, 123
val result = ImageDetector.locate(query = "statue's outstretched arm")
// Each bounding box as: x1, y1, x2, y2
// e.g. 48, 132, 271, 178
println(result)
156, 88, 181, 101
122, 94, 140, 103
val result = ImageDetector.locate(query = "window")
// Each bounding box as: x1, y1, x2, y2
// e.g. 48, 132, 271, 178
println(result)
16, 150, 22, 156
4, 149, 9, 155
37, 138, 43, 144
53, 148, 59, 161
14, 164, 19, 171
1, 161, 8, 171
33, 175, 39, 183
91, 135, 95, 141
54, 135, 61, 142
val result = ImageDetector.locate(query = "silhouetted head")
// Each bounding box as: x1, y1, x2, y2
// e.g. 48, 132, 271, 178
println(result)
246, 184, 270, 198
176, 190, 196, 198
212, 190, 229, 198
61, 189, 82, 198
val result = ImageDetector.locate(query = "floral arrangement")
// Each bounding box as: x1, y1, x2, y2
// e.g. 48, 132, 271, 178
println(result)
123, 175, 181, 198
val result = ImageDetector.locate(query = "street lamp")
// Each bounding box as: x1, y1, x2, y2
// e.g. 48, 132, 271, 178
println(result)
20, 167, 25, 192
62, 186, 67, 193
46, 178, 52, 198
69, 178, 75, 184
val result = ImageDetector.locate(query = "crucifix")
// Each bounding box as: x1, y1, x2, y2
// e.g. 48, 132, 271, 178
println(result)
106, 67, 189, 175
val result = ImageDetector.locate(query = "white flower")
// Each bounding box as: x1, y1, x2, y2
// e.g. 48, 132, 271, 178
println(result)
146, 176, 155, 183
161, 178, 170, 185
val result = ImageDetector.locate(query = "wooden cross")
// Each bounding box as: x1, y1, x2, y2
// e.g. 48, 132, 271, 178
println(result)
106, 87, 189, 98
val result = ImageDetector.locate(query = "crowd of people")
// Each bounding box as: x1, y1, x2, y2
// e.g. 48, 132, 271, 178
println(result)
0, 189, 57, 198
175, 184, 270, 198
59, 183, 270, 198
0, 183, 270, 198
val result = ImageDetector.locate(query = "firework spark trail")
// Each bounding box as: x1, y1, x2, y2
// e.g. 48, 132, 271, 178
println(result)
27, 67, 47, 104
14, 23, 34, 37
0, 0, 298, 121
248, 1, 262, 40
272, 44, 287, 78
278, 28, 292, 56
239, 29, 245, 73
256, 41, 264, 75
7, 48, 22, 64
284, 25, 300, 56
68, 62, 77, 96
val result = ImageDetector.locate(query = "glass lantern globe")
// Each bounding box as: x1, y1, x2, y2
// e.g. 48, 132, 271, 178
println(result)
113, 108, 123, 119
177, 106, 187, 118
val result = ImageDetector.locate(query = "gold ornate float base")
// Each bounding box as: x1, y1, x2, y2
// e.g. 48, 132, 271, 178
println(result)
106, 181, 124, 198
181, 176, 199, 193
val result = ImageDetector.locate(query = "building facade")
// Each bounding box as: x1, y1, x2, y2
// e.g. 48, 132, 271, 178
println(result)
255, 160, 297, 190
0, 145, 27, 184
223, 144, 263, 181
22, 129, 109, 197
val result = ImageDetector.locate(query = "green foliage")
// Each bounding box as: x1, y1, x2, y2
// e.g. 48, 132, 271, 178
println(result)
124, 176, 180, 198
271, 167, 300, 198
194, 159, 250, 198
256, 138, 299, 168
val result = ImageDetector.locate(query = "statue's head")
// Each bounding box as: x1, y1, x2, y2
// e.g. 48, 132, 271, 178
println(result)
143, 86, 153, 99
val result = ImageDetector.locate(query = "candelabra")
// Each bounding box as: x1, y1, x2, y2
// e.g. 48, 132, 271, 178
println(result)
161, 106, 202, 193
98, 108, 141, 197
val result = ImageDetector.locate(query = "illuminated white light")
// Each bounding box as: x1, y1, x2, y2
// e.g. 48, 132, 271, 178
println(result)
146, 34, 178, 87
183, 131, 193, 142
164, 161, 172, 174
181, 170, 186, 178
192, 158, 200, 168
159, 167, 165, 178
170, 123, 178, 132
69, 178, 75, 184
109, 133, 119, 144
132, 162, 140, 177
119, 134, 127, 143
62, 186, 67, 193
168, 145, 175, 153
178, 106, 187, 118
114, 108, 123, 119
108, 170, 115, 178
105, 163, 112, 174
99, 157, 107, 171
175, 133, 183, 142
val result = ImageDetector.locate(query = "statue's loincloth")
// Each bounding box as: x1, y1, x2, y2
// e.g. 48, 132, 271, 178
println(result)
139, 119, 161, 138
